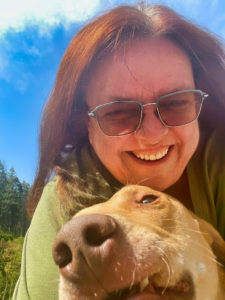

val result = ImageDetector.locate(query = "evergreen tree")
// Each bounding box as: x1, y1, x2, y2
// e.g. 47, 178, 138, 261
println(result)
0, 161, 8, 228
18, 181, 31, 236
0, 161, 31, 236
0, 161, 7, 196
0, 161, 31, 297
3, 168, 23, 232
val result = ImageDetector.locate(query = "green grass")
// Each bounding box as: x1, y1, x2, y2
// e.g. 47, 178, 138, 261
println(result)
0, 236, 24, 300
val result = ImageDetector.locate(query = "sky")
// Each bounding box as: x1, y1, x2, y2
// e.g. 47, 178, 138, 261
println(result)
1, 0, 225, 185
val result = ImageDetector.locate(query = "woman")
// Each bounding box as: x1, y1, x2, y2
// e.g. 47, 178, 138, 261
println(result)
13, 4, 225, 300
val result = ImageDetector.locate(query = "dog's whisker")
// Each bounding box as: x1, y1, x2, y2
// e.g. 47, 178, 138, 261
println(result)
150, 245, 174, 290
129, 256, 139, 289
136, 177, 151, 185
161, 218, 214, 238
165, 237, 220, 269
156, 240, 183, 259
163, 224, 211, 236
201, 254, 223, 267
161, 257, 171, 294
151, 245, 175, 273
188, 240, 224, 267
187, 239, 216, 257
130, 271, 135, 289
185, 238, 224, 267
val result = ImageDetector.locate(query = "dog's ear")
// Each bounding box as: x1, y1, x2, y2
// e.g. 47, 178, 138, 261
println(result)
190, 212, 225, 266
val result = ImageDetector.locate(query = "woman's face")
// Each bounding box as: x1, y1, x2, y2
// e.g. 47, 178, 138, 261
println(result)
86, 37, 199, 191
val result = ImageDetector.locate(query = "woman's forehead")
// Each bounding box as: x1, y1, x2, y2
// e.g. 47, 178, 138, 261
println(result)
86, 37, 194, 107
93, 36, 191, 71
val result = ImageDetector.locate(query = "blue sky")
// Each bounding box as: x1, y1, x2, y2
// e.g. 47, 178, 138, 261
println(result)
1, 0, 225, 185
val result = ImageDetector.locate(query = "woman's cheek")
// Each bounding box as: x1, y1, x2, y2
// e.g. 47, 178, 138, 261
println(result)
174, 122, 200, 160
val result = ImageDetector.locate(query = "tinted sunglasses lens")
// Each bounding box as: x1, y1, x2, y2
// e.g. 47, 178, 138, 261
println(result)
158, 91, 202, 126
96, 102, 141, 136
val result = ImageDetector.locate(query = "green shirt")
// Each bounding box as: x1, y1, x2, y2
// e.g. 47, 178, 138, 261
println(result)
13, 127, 225, 300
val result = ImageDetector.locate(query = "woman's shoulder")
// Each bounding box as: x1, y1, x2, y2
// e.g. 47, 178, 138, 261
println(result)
31, 176, 60, 230
35, 176, 58, 210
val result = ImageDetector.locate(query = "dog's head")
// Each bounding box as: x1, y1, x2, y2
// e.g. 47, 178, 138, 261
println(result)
53, 185, 225, 300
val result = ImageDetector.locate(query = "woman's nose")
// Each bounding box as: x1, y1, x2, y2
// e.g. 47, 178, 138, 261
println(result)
134, 107, 168, 144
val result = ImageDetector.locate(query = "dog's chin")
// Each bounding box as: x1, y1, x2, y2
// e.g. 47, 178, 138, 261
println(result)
105, 272, 194, 300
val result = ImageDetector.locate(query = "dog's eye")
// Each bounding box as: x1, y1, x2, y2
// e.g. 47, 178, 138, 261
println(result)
142, 199, 152, 204
141, 194, 159, 204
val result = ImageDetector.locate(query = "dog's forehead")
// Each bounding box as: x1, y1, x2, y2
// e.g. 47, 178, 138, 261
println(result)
113, 185, 163, 199
75, 185, 172, 218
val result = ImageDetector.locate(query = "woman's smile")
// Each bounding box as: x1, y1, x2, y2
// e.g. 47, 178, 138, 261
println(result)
131, 147, 169, 161
124, 145, 173, 167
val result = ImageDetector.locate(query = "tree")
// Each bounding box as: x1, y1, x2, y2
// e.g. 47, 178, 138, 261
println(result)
0, 161, 30, 298
0, 161, 31, 236
0, 161, 8, 225
3, 168, 23, 233
17, 181, 31, 236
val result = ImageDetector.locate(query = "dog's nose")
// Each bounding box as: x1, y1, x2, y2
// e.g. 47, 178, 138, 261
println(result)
52, 214, 117, 283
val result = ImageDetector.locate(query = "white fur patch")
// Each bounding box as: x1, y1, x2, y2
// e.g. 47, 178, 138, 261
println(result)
197, 262, 206, 274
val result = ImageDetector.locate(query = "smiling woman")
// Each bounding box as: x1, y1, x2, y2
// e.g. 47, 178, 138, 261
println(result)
13, 3, 225, 300
86, 37, 200, 193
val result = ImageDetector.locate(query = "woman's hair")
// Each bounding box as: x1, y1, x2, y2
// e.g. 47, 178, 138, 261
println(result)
27, 3, 225, 218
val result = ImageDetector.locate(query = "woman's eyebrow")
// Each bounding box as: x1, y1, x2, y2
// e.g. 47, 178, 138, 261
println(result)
107, 86, 196, 103
107, 96, 136, 102
157, 85, 196, 97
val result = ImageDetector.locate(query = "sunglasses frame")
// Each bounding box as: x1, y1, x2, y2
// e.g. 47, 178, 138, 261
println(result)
87, 89, 209, 137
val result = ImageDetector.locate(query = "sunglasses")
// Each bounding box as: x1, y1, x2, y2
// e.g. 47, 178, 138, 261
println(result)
87, 90, 208, 137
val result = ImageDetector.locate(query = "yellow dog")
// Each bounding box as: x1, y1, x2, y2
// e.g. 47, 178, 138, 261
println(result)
53, 185, 225, 300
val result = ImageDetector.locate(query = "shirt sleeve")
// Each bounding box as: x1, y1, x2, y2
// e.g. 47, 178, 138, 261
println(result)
13, 179, 60, 300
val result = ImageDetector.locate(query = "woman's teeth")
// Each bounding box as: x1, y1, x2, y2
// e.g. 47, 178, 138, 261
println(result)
135, 148, 169, 161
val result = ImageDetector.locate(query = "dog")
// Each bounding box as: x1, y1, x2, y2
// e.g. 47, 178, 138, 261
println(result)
52, 185, 225, 300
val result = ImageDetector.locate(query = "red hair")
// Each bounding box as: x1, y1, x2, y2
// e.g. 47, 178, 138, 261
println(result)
27, 4, 225, 218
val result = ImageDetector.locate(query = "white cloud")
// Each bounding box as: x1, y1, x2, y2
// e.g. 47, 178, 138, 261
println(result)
0, 0, 103, 91
0, 0, 101, 34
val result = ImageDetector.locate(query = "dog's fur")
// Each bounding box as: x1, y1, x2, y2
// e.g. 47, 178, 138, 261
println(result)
53, 185, 225, 300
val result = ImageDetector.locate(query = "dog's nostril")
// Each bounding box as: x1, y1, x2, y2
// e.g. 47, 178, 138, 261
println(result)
86, 227, 109, 246
53, 242, 72, 268
85, 218, 116, 247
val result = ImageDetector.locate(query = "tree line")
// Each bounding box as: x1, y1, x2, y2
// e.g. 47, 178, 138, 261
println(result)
0, 160, 31, 237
